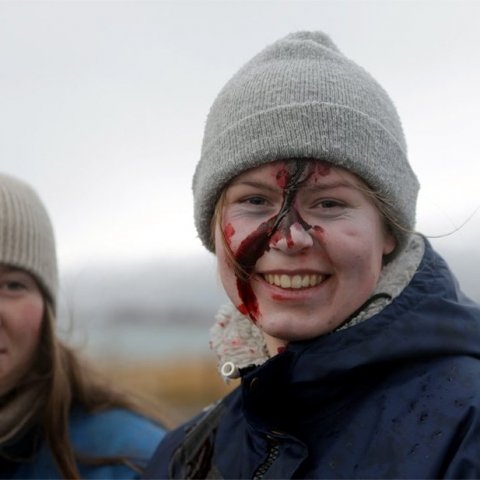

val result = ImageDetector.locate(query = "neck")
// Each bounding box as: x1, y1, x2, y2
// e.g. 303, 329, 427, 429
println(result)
263, 333, 288, 357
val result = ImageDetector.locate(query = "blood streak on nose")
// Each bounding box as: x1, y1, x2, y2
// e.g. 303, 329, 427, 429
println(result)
270, 204, 313, 251
233, 161, 318, 320
234, 210, 313, 319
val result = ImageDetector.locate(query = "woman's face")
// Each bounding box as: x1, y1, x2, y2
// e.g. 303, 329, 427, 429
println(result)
0, 266, 44, 395
215, 160, 395, 353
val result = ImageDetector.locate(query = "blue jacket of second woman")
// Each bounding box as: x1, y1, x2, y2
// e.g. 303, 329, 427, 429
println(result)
1, 407, 165, 479
145, 241, 480, 479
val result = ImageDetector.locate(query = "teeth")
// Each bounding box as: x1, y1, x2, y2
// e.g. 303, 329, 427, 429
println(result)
264, 273, 324, 289
292, 275, 302, 289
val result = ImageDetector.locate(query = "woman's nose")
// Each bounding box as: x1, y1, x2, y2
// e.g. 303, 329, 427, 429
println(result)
269, 222, 313, 254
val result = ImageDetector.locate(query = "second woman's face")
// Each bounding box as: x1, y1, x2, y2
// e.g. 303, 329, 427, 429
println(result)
215, 160, 395, 352
0, 266, 44, 395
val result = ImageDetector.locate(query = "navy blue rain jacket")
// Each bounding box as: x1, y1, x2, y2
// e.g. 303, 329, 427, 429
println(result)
145, 243, 480, 479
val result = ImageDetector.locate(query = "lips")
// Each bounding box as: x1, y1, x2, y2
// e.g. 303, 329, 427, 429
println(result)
262, 273, 326, 289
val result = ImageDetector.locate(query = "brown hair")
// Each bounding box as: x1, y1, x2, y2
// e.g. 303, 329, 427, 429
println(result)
33, 302, 171, 479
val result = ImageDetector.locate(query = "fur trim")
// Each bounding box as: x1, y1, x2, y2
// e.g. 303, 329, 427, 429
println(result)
210, 304, 269, 381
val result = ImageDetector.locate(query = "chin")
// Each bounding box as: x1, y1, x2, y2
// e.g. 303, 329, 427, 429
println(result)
258, 315, 331, 343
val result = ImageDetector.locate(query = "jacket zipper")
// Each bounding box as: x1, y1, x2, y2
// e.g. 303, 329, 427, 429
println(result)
253, 437, 280, 479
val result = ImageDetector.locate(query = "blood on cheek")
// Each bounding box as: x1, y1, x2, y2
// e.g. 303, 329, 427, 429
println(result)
311, 224, 325, 242
224, 161, 329, 322
224, 223, 235, 245
226, 212, 317, 323
232, 217, 276, 321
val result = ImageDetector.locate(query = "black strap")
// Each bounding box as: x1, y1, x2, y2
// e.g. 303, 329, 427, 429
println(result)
169, 401, 226, 479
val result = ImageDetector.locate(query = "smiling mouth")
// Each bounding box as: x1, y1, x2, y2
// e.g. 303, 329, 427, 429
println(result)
262, 273, 326, 289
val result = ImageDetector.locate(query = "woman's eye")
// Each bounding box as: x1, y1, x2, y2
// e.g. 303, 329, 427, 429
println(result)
0, 280, 27, 292
243, 196, 268, 206
317, 199, 344, 209
5, 281, 25, 291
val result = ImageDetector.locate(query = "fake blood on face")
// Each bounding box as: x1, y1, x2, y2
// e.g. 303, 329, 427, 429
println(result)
315, 163, 331, 177
275, 168, 289, 189
236, 208, 315, 318
311, 224, 325, 243
235, 216, 276, 321
270, 207, 312, 249
231, 161, 318, 321
224, 223, 235, 245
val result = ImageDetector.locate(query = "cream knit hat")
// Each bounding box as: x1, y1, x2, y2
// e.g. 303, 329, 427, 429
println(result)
0, 174, 57, 305
193, 31, 419, 254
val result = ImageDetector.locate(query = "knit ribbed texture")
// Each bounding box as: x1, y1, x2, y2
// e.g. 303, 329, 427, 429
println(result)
0, 174, 57, 305
193, 31, 419, 253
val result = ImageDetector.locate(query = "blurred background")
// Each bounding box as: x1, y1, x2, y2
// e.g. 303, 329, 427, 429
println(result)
1, 0, 479, 422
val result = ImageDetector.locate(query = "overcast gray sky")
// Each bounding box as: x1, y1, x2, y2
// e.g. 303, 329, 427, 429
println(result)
1, 0, 479, 273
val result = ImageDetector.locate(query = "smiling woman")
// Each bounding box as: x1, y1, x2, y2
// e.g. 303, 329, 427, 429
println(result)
0, 267, 44, 397
215, 160, 396, 352
0, 174, 167, 479
145, 31, 480, 479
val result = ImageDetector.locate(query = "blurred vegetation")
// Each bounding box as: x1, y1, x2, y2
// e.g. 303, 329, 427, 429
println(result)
98, 356, 238, 427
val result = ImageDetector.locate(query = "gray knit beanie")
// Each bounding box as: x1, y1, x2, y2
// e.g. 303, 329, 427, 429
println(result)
193, 31, 419, 254
0, 174, 57, 305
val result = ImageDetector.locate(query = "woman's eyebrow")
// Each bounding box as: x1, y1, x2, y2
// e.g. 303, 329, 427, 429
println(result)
231, 180, 280, 194
0, 265, 17, 275
231, 180, 358, 193
303, 181, 356, 192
